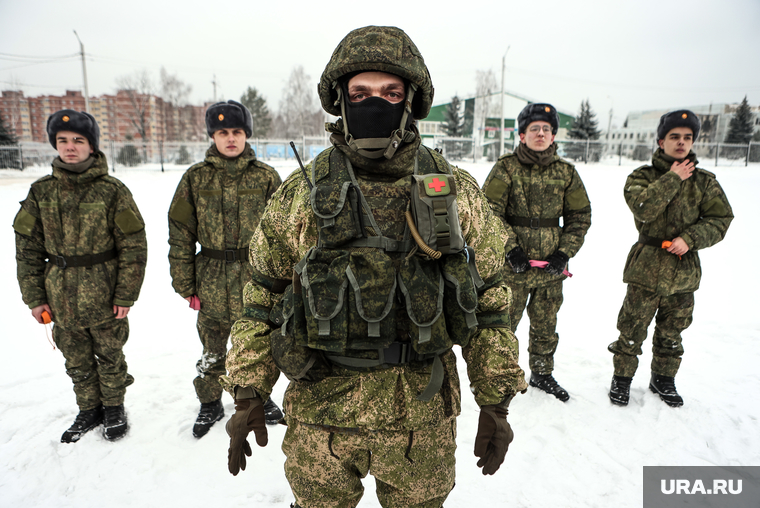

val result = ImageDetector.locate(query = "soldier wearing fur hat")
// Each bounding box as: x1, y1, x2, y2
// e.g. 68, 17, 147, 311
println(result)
222, 26, 527, 507
607, 109, 733, 408
14, 109, 147, 442
168, 99, 283, 438
482, 102, 592, 402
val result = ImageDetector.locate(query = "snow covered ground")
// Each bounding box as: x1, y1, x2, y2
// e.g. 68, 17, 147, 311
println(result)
1, 156, 758, 508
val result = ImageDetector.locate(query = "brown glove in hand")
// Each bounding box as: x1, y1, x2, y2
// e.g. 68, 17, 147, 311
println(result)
474, 405, 513, 475
226, 397, 268, 476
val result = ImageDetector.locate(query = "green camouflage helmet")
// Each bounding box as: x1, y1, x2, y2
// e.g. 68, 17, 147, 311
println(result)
318, 26, 434, 120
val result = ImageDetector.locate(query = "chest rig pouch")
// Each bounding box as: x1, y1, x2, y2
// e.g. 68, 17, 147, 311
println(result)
271, 146, 484, 401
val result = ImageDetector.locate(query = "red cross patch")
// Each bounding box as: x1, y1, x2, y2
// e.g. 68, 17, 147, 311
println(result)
423, 175, 451, 197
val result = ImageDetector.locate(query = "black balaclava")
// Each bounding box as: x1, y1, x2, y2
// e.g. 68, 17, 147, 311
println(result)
338, 78, 416, 160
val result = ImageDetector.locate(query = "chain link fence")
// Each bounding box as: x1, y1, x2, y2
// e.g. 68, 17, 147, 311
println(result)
2, 137, 758, 171
0, 137, 331, 171
556, 139, 759, 166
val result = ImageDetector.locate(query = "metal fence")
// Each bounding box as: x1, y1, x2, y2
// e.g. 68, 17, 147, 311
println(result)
0, 137, 331, 171
555, 139, 760, 166
2, 137, 759, 170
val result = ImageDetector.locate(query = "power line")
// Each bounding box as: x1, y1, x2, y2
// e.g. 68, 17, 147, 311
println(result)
0, 57, 79, 72
504, 66, 760, 94
0, 52, 79, 61
0, 80, 81, 89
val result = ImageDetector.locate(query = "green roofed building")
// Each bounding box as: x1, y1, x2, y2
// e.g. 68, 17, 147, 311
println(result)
418, 91, 574, 160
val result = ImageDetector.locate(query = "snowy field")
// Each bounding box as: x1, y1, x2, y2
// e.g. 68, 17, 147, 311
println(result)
1, 155, 758, 508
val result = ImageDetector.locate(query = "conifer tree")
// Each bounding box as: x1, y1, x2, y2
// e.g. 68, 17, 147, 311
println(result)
443, 96, 465, 137
443, 96, 466, 158
0, 113, 16, 144
567, 99, 600, 140
240, 87, 272, 138
725, 96, 754, 145
566, 99, 601, 161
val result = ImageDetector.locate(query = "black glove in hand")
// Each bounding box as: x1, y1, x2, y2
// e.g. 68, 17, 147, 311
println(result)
506, 247, 530, 274
226, 397, 268, 476
474, 405, 513, 475
544, 250, 569, 276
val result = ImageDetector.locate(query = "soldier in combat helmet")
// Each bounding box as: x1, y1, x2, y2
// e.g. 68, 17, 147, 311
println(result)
222, 26, 527, 507
14, 109, 147, 442
168, 100, 283, 438
482, 103, 592, 402
607, 110, 733, 407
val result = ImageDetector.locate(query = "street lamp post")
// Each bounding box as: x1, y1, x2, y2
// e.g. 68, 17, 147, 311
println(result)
499, 46, 510, 157
73, 30, 90, 113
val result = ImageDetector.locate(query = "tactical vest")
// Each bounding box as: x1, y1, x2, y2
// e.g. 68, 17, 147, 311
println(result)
270, 146, 485, 401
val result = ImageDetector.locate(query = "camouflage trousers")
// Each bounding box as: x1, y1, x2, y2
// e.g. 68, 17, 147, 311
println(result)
53, 318, 134, 410
194, 312, 232, 403
508, 282, 564, 375
608, 285, 694, 378
282, 418, 457, 508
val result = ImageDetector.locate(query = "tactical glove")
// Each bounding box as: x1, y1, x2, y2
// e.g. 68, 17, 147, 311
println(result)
474, 405, 513, 475
506, 247, 530, 274
544, 250, 569, 276
226, 397, 268, 476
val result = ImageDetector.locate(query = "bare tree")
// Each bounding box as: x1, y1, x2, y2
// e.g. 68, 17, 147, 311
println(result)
115, 69, 155, 142
159, 67, 192, 141
277, 66, 322, 139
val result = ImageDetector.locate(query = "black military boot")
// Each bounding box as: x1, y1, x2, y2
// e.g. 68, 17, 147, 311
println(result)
264, 398, 284, 425
61, 405, 104, 443
649, 374, 684, 407
529, 372, 570, 402
193, 399, 224, 438
103, 404, 129, 441
609, 375, 633, 406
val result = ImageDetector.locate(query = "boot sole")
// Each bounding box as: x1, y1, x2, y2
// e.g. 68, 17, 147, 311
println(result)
609, 394, 629, 406
104, 422, 129, 441
61, 417, 104, 443
529, 379, 570, 402
649, 384, 684, 407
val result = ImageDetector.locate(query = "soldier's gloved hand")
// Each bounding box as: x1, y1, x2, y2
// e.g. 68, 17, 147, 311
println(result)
506, 247, 530, 273
226, 397, 268, 476
474, 405, 513, 475
544, 250, 569, 276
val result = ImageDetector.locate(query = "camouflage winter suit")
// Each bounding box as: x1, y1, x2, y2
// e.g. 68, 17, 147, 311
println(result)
482, 147, 591, 374
223, 137, 527, 508
168, 144, 281, 403
14, 152, 147, 410
609, 149, 733, 377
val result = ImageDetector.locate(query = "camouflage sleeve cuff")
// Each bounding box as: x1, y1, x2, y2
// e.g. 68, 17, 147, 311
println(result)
27, 299, 47, 310
233, 386, 258, 400
679, 232, 695, 250
179, 289, 196, 298
463, 327, 528, 406
113, 299, 134, 307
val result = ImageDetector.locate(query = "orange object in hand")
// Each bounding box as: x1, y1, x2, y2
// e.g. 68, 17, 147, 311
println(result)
661, 240, 681, 259
41, 310, 52, 324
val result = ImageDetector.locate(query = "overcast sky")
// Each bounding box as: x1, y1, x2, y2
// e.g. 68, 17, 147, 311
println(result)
2, 0, 759, 129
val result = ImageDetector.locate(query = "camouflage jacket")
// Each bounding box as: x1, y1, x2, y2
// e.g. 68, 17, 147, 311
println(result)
622, 149, 733, 295
14, 152, 147, 328
168, 144, 281, 323
224, 138, 527, 431
482, 149, 592, 287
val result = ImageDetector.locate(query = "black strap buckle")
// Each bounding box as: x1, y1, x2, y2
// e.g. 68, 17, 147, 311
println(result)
224, 249, 237, 263
530, 217, 540, 229
382, 342, 412, 364
54, 255, 67, 269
